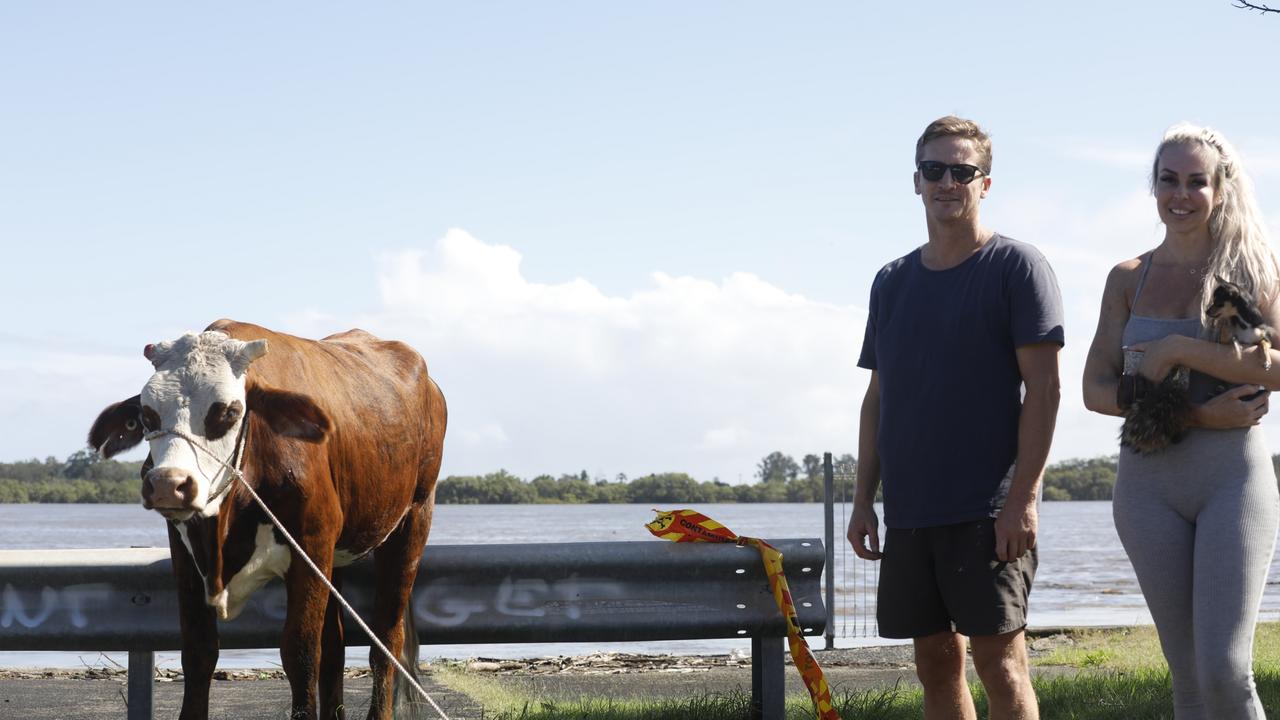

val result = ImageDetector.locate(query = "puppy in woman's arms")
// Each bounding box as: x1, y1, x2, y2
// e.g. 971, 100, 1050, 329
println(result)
1120, 277, 1273, 454
1206, 275, 1276, 370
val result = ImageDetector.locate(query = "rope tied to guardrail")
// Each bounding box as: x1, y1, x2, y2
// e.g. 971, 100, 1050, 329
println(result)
645, 509, 839, 720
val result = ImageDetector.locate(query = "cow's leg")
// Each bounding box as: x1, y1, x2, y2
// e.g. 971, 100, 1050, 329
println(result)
167, 523, 219, 720
396, 601, 422, 714
366, 503, 432, 720
319, 572, 346, 720
282, 540, 338, 719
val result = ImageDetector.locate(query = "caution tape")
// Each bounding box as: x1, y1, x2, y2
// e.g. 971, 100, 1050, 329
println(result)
645, 509, 839, 719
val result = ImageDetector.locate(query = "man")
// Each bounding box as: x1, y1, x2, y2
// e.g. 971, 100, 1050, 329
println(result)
847, 116, 1063, 720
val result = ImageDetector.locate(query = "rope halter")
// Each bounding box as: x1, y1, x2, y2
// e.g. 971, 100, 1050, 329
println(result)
142, 410, 251, 508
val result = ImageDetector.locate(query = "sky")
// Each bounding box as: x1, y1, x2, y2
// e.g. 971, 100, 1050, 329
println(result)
2, 2, 1280, 483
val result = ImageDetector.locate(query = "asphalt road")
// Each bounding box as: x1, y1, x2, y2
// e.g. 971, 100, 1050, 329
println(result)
1, 644, 1089, 719
0, 674, 483, 720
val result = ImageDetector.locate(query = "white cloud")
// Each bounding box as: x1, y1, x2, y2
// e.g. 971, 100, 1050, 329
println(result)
293, 229, 866, 482
459, 422, 509, 450
17, 208, 1280, 481
700, 424, 744, 451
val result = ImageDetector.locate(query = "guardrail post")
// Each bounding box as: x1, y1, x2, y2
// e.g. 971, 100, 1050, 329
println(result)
750, 635, 784, 720
127, 650, 154, 720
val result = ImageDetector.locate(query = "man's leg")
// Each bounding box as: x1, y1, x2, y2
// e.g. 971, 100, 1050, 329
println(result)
938, 518, 1039, 720
970, 629, 1038, 720
914, 630, 976, 720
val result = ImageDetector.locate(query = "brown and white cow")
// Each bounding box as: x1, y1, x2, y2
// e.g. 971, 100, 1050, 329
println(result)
88, 319, 446, 720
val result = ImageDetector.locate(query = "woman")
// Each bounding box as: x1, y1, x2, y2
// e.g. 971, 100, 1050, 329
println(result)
1083, 123, 1280, 719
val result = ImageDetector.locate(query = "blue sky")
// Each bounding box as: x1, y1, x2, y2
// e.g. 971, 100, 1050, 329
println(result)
3, 2, 1279, 482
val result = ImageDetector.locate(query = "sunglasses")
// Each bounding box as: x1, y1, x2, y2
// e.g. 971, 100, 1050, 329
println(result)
917, 161, 985, 185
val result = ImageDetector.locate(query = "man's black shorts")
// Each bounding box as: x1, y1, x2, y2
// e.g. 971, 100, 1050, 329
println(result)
877, 518, 1037, 639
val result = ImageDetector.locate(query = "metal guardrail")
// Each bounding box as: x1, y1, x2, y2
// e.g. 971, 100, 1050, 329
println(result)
0, 538, 826, 720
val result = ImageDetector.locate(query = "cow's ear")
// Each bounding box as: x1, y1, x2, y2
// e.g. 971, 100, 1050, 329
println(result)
246, 383, 330, 442
88, 395, 144, 458
227, 339, 269, 377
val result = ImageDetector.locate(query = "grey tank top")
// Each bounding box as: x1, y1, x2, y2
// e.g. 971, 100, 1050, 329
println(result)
1121, 252, 1226, 403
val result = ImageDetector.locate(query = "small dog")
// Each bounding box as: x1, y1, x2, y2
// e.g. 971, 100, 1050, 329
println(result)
1205, 275, 1275, 370
1121, 277, 1273, 454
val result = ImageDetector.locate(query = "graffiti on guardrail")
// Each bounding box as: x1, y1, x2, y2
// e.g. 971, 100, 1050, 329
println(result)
1, 583, 114, 629
0, 574, 631, 631
413, 573, 624, 627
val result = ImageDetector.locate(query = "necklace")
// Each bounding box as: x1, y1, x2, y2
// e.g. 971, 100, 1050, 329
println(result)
1155, 248, 1209, 276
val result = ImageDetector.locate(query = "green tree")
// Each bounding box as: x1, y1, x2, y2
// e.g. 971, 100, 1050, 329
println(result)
62, 449, 100, 479
756, 451, 799, 484
801, 454, 824, 483
1042, 457, 1117, 501
625, 473, 705, 504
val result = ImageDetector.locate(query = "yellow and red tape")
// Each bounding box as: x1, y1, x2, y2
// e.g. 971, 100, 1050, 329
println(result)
645, 508, 839, 719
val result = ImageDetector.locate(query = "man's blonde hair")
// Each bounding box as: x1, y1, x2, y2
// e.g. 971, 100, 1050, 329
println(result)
915, 116, 993, 174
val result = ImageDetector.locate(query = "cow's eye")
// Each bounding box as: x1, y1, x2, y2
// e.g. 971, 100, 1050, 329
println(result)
204, 400, 244, 440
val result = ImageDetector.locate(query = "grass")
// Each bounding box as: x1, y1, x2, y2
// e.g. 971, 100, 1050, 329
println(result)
433, 623, 1280, 719
431, 665, 532, 716
1033, 622, 1280, 673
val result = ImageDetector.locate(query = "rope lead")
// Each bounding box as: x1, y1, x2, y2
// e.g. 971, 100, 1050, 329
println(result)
144, 421, 451, 720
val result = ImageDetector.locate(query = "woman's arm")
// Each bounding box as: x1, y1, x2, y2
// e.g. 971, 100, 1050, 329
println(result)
1133, 296, 1280, 389
1082, 261, 1137, 417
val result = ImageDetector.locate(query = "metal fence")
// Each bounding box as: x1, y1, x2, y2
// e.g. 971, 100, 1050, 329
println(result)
822, 453, 879, 646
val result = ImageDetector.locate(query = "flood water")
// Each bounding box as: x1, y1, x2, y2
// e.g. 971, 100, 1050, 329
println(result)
2, 501, 1277, 668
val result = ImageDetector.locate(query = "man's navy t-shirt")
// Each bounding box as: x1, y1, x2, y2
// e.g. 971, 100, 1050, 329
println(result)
857, 234, 1064, 529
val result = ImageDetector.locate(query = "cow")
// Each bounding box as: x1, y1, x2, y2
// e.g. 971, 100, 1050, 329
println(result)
88, 319, 447, 720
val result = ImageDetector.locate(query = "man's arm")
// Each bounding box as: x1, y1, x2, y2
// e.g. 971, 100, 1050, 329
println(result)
995, 342, 1061, 563
847, 371, 883, 560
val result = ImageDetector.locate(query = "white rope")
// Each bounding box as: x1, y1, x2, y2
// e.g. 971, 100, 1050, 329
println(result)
147, 425, 451, 720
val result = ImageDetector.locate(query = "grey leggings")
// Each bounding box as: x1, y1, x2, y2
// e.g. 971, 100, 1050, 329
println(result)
1114, 427, 1279, 720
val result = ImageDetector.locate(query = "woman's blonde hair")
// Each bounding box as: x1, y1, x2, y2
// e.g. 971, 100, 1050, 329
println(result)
1152, 123, 1279, 319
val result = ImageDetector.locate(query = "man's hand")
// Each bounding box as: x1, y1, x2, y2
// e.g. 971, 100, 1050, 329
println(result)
847, 504, 883, 561
994, 496, 1037, 563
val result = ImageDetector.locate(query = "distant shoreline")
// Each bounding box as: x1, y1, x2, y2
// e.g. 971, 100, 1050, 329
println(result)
5, 452, 1278, 505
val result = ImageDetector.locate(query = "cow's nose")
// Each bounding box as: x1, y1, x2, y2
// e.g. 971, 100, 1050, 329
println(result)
142, 467, 198, 510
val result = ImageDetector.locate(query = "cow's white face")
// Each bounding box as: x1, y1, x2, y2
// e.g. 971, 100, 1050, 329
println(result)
139, 331, 268, 521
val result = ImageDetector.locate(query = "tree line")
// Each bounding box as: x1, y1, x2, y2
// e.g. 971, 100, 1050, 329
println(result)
4, 449, 1279, 505
436, 450, 858, 505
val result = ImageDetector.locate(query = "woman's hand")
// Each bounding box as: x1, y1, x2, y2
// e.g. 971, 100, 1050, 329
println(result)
1194, 385, 1270, 429
1128, 336, 1185, 382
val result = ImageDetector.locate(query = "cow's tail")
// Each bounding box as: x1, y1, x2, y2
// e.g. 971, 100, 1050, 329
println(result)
392, 602, 429, 719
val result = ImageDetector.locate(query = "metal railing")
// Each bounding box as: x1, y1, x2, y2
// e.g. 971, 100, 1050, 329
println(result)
0, 538, 826, 720
822, 453, 879, 644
